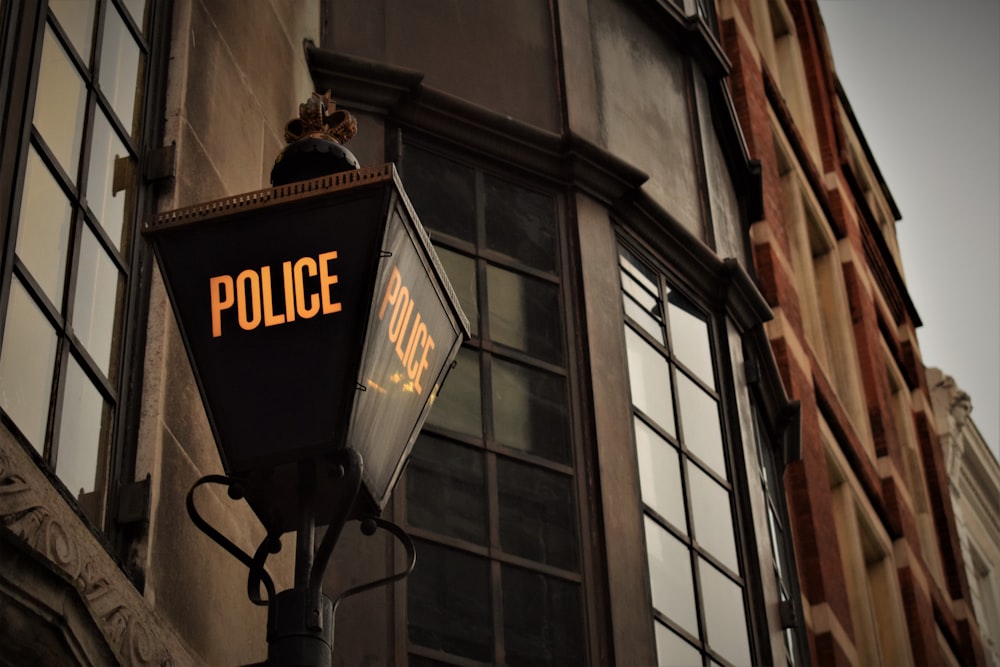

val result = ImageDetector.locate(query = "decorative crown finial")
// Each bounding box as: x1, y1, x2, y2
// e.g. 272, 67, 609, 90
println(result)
283, 91, 357, 146
271, 92, 360, 186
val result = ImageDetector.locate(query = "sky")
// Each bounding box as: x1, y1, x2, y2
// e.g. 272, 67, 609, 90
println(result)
816, 1, 1000, 459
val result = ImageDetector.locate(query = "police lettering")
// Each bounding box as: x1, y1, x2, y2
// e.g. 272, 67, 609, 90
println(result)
210, 251, 341, 337
378, 267, 435, 394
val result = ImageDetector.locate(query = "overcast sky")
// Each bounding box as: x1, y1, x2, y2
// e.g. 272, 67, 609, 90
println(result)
816, 1, 1000, 459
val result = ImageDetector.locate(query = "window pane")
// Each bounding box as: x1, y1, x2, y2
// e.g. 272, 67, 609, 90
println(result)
0, 280, 58, 451
122, 0, 147, 32
625, 326, 675, 436
34, 25, 87, 176
98, 3, 141, 134
425, 347, 481, 437
55, 355, 109, 497
655, 621, 702, 667
487, 264, 563, 364
484, 175, 557, 271
72, 228, 122, 377
406, 434, 488, 545
644, 516, 698, 636
491, 357, 570, 464
408, 540, 492, 662
15, 147, 73, 305
49, 0, 97, 63
667, 288, 715, 389
688, 463, 738, 571
435, 246, 478, 336
86, 108, 132, 250
501, 565, 584, 666
403, 146, 475, 243
700, 559, 752, 666
677, 374, 725, 478
622, 269, 663, 343
498, 458, 579, 570
635, 418, 686, 533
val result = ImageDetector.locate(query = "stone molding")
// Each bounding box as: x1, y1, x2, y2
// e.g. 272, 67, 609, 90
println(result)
0, 431, 197, 666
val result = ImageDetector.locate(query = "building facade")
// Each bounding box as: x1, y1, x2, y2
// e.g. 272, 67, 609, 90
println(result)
0, 1, 984, 666
929, 369, 1000, 667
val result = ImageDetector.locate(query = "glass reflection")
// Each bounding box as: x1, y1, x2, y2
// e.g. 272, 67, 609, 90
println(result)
434, 247, 478, 336
15, 147, 73, 305
72, 228, 121, 377
34, 25, 87, 177
635, 418, 685, 533
122, 0, 147, 31
0, 281, 58, 451
622, 269, 664, 343
491, 357, 570, 463
49, 0, 97, 63
625, 326, 675, 436
501, 565, 584, 666
498, 458, 579, 570
402, 146, 475, 243
677, 373, 726, 478
487, 264, 563, 364
98, 3, 141, 134
644, 516, 698, 636
408, 540, 493, 662
700, 559, 752, 666
688, 463, 738, 571
406, 434, 487, 545
426, 347, 481, 437
55, 355, 108, 496
667, 288, 715, 389
655, 621, 702, 667
86, 109, 131, 250
484, 175, 557, 272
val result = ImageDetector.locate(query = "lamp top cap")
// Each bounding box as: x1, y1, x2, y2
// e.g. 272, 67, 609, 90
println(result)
284, 90, 357, 146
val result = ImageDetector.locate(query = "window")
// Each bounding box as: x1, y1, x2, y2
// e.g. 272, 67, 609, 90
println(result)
400, 144, 586, 666
0, 0, 153, 527
619, 244, 754, 667
827, 420, 914, 666
750, 404, 805, 666
775, 133, 873, 451
753, 0, 820, 161
884, 350, 945, 585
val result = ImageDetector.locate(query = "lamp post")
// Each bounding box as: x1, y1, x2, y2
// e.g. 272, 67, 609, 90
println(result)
143, 93, 469, 666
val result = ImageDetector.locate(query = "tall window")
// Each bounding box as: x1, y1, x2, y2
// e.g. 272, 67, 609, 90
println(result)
400, 144, 586, 665
0, 0, 152, 525
619, 244, 754, 666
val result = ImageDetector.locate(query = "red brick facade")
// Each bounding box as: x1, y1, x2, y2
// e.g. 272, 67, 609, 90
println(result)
720, 1, 985, 664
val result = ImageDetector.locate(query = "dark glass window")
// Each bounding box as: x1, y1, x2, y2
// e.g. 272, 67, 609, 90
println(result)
0, 0, 153, 527
619, 244, 753, 666
402, 145, 584, 666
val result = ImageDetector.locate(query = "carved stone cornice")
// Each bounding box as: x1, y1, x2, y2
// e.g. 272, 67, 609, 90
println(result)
0, 428, 197, 666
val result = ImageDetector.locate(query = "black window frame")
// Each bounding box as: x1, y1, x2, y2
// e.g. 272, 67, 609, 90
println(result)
396, 136, 598, 667
0, 0, 170, 571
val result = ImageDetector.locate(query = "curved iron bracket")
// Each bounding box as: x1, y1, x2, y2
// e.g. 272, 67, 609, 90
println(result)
185, 474, 280, 606
333, 516, 416, 615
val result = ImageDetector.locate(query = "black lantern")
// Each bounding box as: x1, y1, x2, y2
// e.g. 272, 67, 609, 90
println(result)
143, 95, 468, 666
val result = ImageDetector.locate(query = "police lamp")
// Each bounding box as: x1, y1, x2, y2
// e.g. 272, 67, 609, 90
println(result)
142, 93, 468, 666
